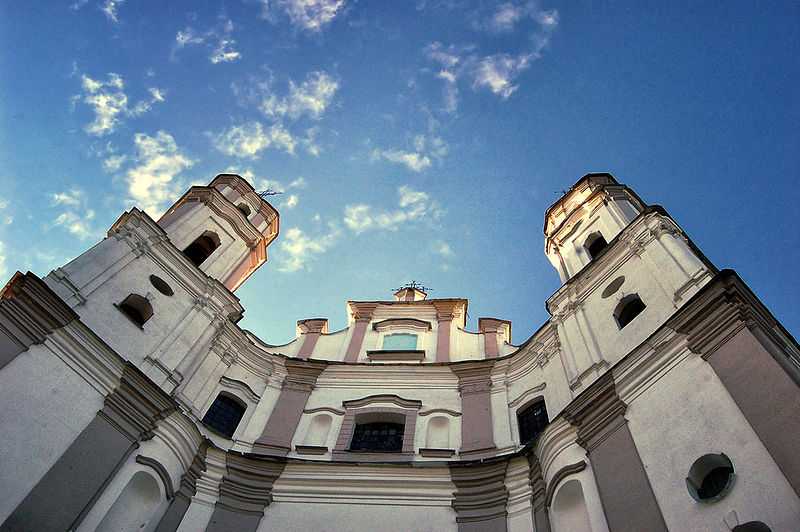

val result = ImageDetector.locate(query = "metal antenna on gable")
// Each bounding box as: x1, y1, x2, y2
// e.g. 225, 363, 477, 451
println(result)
393, 280, 433, 293
258, 188, 283, 198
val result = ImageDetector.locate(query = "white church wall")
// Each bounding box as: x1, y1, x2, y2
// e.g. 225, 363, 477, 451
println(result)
0, 342, 104, 523
624, 351, 800, 531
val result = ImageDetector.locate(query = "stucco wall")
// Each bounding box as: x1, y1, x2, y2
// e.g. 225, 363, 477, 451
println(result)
625, 351, 800, 531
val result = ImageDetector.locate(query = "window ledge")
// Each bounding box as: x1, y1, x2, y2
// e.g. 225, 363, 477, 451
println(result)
419, 448, 455, 458
295, 445, 329, 456
332, 449, 414, 462
366, 350, 426, 362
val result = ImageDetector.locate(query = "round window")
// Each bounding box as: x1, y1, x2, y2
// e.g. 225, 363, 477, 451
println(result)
686, 453, 735, 503
149, 275, 174, 296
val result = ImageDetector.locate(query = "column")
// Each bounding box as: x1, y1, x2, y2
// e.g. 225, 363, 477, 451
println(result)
205, 454, 285, 532
527, 454, 551, 532
479, 318, 511, 359
343, 303, 377, 362
676, 272, 800, 496
452, 362, 496, 457
449, 461, 509, 532
155, 443, 208, 532
1, 364, 176, 532
253, 359, 327, 456
296, 318, 328, 359
432, 300, 462, 363
562, 373, 667, 532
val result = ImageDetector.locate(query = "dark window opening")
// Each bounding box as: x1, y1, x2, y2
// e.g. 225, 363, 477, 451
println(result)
686, 453, 735, 503
585, 233, 608, 260
697, 465, 734, 499
149, 275, 174, 296
615, 295, 646, 329
117, 294, 153, 327
183, 231, 220, 267
350, 422, 404, 452
517, 399, 549, 444
202, 394, 246, 438
237, 203, 251, 217
733, 522, 771, 532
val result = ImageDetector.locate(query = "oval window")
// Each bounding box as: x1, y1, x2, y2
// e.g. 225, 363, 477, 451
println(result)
686, 453, 735, 503
601, 276, 626, 298
149, 275, 174, 296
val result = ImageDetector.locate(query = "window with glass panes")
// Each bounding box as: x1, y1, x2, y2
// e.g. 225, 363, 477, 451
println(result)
349, 421, 404, 452
517, 399, 548, 444
202, 394, 246, 438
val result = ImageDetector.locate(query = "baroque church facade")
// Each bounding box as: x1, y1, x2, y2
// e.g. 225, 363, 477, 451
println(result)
0, 172, 799, 532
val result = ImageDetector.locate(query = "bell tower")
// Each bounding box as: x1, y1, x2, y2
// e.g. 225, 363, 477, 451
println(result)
44, 173, 279, 392
544, 173, 713, 392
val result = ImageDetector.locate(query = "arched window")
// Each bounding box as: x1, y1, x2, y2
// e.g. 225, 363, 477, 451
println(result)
733, 522, 771, 532
183, 231, 220, 267
615, 294, 646, 329
117, 294, 153, 327
350, 421, 405, 452
584, 232, 608, 260
202, 393, 246, 438
517, 398, 548, 445
686, 453, 735, 503
236, 203, 251, 217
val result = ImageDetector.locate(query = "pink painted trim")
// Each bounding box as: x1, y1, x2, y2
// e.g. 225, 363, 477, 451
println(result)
436, 317, 452, 363
483, 330, 499, 359
296, 319, 328, 359
344, 319, 369, 363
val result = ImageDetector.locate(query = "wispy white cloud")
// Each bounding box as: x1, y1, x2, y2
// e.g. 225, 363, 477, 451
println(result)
423, 4, 558, 108
277, 223, 341, 272
103, 154, 127, 172
49, 188, 98, 240
0, 241, 6, 279
213, 121, 297, 159
174, 19, 241, 64
260, 71, 339, 121
0, 199, 11, 226
77, 73, 165, 136
282, 194, 299, 209
472, 52, 532, 99
101, 0, 124, 22
260, 0, 346, 32
371, 134, 448, 172
343, 185, 443, 234
124, 131, 194, 216
435, 240, 454, 257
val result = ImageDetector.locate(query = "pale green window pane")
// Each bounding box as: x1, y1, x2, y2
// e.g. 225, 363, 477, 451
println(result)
382, 333, 418, 351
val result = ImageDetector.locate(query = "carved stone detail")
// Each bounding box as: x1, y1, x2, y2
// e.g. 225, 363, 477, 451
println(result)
449, 461, 510, 528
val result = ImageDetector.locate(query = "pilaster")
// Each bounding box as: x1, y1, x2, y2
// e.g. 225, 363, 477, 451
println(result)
449, 460, 509, 532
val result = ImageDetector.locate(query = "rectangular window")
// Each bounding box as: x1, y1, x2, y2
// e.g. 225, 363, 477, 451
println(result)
382, 333, 418, 351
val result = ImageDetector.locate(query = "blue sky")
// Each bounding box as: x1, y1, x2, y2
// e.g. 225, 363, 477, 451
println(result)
1, 1, 798, 344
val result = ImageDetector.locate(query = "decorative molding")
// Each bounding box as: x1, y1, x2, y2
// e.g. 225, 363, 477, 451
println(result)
420, 448, 455, 458
294, 445, 329, 456
366, 350, 426, 362
219, 377, 261, 403
418, 408, 462, 417
216, 454, 285, 515
136, 455, 175, 500
372, 318, 432, 332
0, 272, 79, 367
449, 461, 510, 525
544, 461, 586, 507
342, 394, 423, 410
508, 383, 547, 408
303, 406, 346, 416
101, 363, 178, 442
561, 372, 627, 451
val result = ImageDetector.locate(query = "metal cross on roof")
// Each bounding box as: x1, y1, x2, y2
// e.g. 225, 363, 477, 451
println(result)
394, 280, 432, 293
